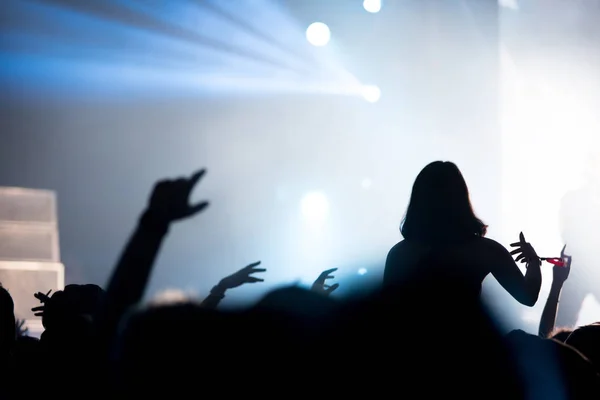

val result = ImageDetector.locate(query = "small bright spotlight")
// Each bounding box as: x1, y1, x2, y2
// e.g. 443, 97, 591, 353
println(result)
363, 0, 382, 13
358, 268, 368, 275
362, 85, 381, 103
301, 192, 330, 222
306, 22, 331, 47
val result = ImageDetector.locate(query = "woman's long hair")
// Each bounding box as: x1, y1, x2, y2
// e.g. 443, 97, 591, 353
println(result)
401, 161, 487, 243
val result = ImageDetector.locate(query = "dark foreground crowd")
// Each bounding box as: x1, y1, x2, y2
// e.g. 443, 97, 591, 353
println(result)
1, 161, 600, 400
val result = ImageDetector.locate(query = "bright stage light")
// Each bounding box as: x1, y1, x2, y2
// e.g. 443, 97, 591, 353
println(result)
499, 0, 519, 10
306, 22, 331, 47
300, 192, 330, 222
362, 85, 381, 103
363, 0, 382, 13
358, 268, 368, 275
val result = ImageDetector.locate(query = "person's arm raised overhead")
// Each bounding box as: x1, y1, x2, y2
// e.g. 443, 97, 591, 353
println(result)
96, 169, 209, 352
488, 232, 542, 307
538, 245, 571, 337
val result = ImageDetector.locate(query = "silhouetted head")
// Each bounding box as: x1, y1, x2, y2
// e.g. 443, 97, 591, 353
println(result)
0, 285, 16, 353
401, 161, 487, 243
42, 284, 104, 331
549, 326, 574, 342
565, 323, 600, 371
254, 286, 337, 318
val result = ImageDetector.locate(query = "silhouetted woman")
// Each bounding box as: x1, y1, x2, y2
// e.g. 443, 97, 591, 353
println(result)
384, 161, 542, 306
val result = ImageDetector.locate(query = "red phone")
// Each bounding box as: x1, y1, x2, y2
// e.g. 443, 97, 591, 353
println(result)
544, 258, 566, 267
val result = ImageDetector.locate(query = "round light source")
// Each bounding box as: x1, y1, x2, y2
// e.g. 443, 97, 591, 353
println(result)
306, 22, 331, 47
363, 0, 382, 13
362, 85, 381, 103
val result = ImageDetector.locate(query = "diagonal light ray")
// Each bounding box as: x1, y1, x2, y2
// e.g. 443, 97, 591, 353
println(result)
194, 0, 315, 73
33, 0, 305, 73
1, 0, 368, 100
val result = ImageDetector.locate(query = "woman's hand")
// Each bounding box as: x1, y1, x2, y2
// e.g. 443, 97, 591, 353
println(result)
510, 232, 540, 265
553, 244, 571, 284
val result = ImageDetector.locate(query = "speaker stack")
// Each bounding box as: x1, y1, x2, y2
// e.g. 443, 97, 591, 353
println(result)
0, 187, 65, 335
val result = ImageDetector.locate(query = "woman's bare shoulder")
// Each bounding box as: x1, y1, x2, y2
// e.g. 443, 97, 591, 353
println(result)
473, 237, 510, 254
388, 239, 419, 253
387, 240, 407, 259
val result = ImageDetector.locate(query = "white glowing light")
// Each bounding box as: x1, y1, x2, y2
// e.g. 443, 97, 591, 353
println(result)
358, 268, 368, 275
499, 0, 519, 10
361, 178, 372, 189
362, 85, 381, 103
306, 22, 331, 47
300, 192, 330, 222
575, 294, 600, 327
363, 0, 382, 13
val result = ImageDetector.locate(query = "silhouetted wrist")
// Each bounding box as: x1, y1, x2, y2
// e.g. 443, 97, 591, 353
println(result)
139, 209, 170, 235
210, 284, 227, 298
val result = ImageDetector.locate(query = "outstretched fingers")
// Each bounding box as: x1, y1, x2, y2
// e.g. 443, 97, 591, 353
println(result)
242, 261, 266, 282
509, 248, 522, 256
316, 268, 338, 283
510, 232, 527, 247
182, 169, 209, 217
34, 290, 52, 303
250, 268, 267, 274
31, 305, 44, 317
325, 283, 340, 294
244, 261, 266, 274
186, 201, 209, 217
321, 268, 338, 275
509, 233, 539, 264
188, 169, 206, 188
244, 261, 262, 270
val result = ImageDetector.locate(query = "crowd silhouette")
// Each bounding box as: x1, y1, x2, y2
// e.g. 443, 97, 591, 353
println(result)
1, 161, 599, 399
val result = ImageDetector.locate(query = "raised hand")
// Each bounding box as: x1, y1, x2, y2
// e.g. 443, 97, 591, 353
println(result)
510, 232, 540, 265
31, 290, 52, 317
148, 169, 209, 222
561, 244, 572, 268
553, 244, 571, 283
311, 268, 339, 296
218, 261, 266, 290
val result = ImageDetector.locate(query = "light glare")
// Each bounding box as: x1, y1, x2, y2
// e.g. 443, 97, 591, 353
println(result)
363, 0, 382, 13
362, 85, 381, 103
300, 192, 330, 222
306, 22, 331, 47
499, 0, 519, 10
